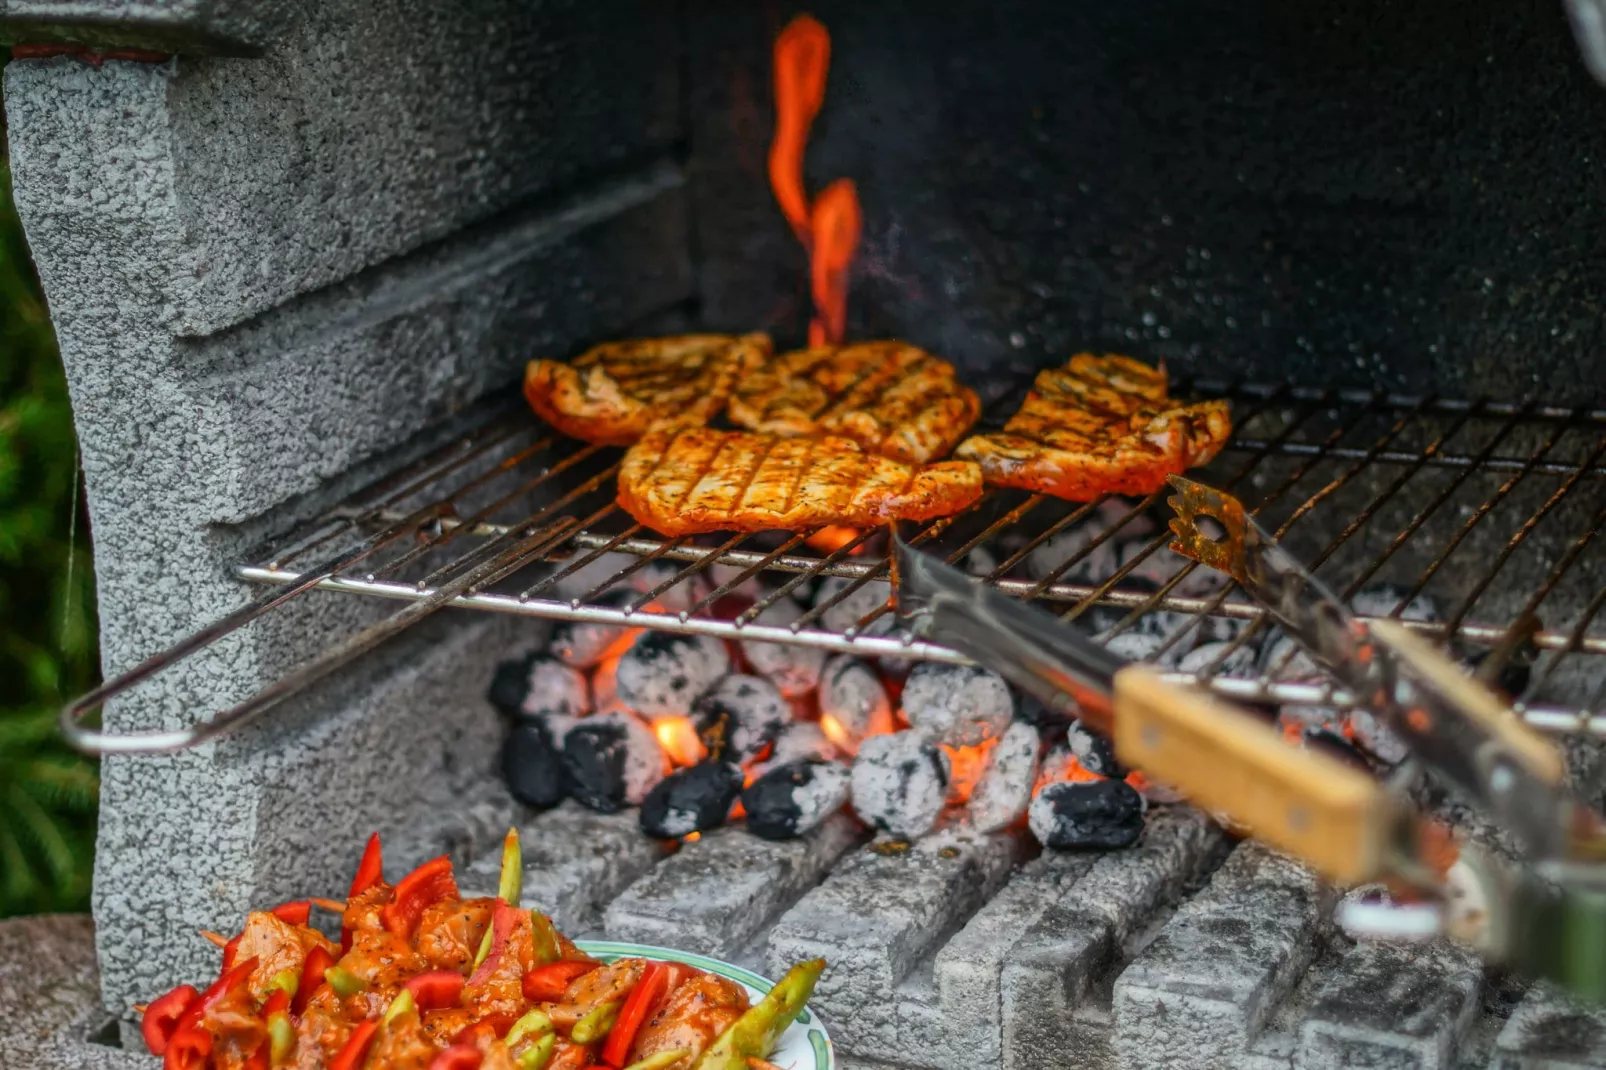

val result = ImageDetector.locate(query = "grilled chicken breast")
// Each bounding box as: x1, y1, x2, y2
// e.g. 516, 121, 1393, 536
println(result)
727, 341, 981, 464
524, 334, 772, 446
618, 424, 984, 536
954, 354, 1231, 500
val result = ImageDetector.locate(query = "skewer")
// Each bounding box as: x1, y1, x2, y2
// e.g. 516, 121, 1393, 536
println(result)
199, 930, 229, 948
310, 897, 347, 914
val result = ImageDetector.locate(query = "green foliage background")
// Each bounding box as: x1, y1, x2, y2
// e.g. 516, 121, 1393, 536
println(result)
0, 110, 101, 917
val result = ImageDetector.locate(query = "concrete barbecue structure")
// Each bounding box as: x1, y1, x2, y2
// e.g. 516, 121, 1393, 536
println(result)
6, 0, 1606, 1067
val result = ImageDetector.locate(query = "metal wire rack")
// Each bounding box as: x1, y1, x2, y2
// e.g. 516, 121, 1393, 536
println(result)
62, 378, 1606, 753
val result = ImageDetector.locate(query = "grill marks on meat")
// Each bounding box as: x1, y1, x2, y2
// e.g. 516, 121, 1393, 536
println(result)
727, 341, 981, 464
617, 424, 984, 536
524, 334, 773, 446
955, 353, 1231, 500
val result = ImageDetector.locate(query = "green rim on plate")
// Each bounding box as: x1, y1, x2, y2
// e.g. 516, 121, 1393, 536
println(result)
574, 940, 835, 1070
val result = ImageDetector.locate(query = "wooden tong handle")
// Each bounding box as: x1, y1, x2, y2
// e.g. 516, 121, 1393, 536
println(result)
1112, 665, 1404, 886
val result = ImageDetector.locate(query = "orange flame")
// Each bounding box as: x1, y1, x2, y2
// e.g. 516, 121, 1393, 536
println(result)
942, 739, 997, 806
654, 716, 707, 768
806, 525, 862, 554
1033, 752, 1103, 797
771, 14, 863, 345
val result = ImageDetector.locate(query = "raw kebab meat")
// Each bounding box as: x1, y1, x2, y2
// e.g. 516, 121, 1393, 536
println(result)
727, 340, 980, 464
524, 334, 772, 446
139, 829, 822, 1070
617, 423, 984, 536
954, 353, 1231, 500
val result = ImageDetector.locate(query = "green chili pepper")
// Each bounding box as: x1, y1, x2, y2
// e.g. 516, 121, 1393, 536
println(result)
267, 1012, 296, 1065
382, 988, 416, 1026
622, 1050, 692, 1070
570, 999, 622, 1045
505, 1008, 553, 1047
268, 969, 299, 998
324, 966, 366, 998
498, 828, 523, 905
691, 959, 824, 1070
517, 1032, 556, 1070
529, 911, 562, 966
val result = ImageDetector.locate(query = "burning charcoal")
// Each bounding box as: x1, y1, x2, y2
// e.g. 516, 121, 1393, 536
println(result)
743, 758, 853, 841
691, 674, 791, 764
552, 551, 638, 601
1028, 778, 1145, 850
968, 721, 1041, 833
561, 712, 666, 813
1127, 772, 1186, 805
1260, 630, 1322, 680
814, 576, 896, 637
708, 561, 765, 601
1347, 707, 1409, 765
960, 545, 998, 578
1067, 718, 1126, 778
1097, 496, 1159, 536
1015, 689, 1076, 730
615, 631, 731, 718
740, 599, 827, 696
550, 589, 639, 668
1302, 726, 1373, 772
1025, 524, 1118, 585
901, 662, 1014, 746
486, 652, 590, 721
501, 719, 567, 810
639, 761, 743, 839
1176, 640, 1258, 677
1351, 583, 1439, 622
1118, 539, 1226, 598
817, 655, 893, 757
1103, 629, 1188, 668
754, 721, 835, 774
851, 730, 951, 839
634, 559, 709, 614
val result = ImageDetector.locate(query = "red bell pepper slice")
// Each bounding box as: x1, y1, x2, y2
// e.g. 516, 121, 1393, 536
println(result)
140, 984, 200, 1056
521, 960, 598, 1003
404, 969, 466, 1010
164, 1025, 212, 1070
429, 1044, 485, 1070
329, 1019, 379, 1070
466, 899, 523, 987
242, 1039, 270, 1070
601, 961, 670, 1067
380, 855, 458, 939
260, 988, 290, 1018
270, 900, 312, 926
294, 944, 336, 1015
350, 832, 385, 898
450, 1014, 517, 1047
220, 932, 244, 972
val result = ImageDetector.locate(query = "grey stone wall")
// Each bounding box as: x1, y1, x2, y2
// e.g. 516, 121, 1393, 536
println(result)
3, 0, 691, 1019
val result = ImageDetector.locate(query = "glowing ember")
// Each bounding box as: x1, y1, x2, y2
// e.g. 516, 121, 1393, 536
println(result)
590, 652, 626, 713
1033, 752, 1103, 796
805, 525, 862, 554
941, 739, 997, 806
654, 716, 707, 768
771, 13, 863, 345
819, 713, 853, 753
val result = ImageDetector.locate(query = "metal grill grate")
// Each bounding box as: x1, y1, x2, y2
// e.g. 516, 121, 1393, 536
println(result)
64, 379, 1606, 752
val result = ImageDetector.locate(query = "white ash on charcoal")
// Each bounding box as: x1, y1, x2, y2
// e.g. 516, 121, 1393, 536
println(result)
1098, 496, 1160, 535
549, 551, 708, 612
639, 761, 744, 839
549, 590, 639, 668
707, 561, 771, 602
959, 545, 998, 578
817, 655, 894, 757
814, 576, 897, 637
1176, 640, 1259, 678
486, 652, 590, 720
501, 718, 567, 810
851, 730, 952, 839
1029, 777, 1146, 850
901, 662, 1014, 746
742, 758, 854, 841
754, 720, 836, 775
632, 559, 710, 614
551, 551, 638, 601
1067, 718, 1126, 778
614, 631, 731, 718
740, 598, 827, 696
1026, 524, 1118, 585
561, 711, 666, 813
1347, 707, 1409, 765
967, 720, 1041, 833
690, 674, 791, 765
1351, 582, 1440, 622
1117, 539, 1228, 598
1260, 629, 1323, 680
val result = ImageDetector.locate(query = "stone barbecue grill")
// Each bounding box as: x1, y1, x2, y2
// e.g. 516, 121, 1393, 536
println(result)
5, 1, 1606, 1068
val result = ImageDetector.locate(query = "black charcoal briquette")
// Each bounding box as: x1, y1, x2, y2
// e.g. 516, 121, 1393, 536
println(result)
901, 662, 1014, 746
639, 762, 743, 839
561, 712, 665, 813
615, 631, 730, 718
851, 730, 950, 839
691, 674, 791, 764
743, 759, 853, 841
549, 589, 638, 668
1067, 718, 1125, 778
1028, 778, 1144, 850
501, 719, 567, 810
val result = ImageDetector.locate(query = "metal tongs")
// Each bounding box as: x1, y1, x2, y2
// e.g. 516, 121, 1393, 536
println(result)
892, 488, 1606, 1003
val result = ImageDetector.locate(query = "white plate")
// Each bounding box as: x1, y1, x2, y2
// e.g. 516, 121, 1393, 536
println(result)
573, 941, 834, 1070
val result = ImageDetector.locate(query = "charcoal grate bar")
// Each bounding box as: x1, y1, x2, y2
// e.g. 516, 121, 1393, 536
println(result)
60, 381, 1606, 753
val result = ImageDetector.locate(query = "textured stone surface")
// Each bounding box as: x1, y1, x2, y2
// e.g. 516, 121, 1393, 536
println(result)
1300, 940, 1483, 1070
605, 813, 863, 958
1494, 984, 1606, 1070
0, 914, 143, 1069
1113, 842, 1334, 1070
766, 824, 1025, 1063
1002, 807, 1223, 1070
0, 0, 284, 54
